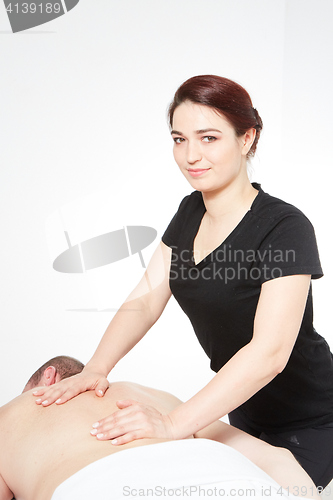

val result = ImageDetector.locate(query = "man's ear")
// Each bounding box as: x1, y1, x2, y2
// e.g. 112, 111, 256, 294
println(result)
41, 366, 59, 386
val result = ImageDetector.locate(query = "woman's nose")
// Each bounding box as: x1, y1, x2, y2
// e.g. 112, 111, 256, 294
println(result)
186, 141, 202, 164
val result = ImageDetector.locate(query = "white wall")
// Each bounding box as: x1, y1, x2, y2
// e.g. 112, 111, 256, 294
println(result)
0, 0, 332, 422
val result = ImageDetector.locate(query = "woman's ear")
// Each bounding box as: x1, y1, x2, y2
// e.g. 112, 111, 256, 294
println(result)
41, 366, 58, 386
242, 128, 256, 156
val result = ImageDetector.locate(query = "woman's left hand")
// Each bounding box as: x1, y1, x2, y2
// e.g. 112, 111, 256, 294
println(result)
90, 399, 175, 445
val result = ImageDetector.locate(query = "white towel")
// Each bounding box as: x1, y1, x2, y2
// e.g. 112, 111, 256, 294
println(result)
51, 438, 306, 499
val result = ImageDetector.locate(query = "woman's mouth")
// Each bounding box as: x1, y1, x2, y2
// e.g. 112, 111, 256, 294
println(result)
187, 168, 210, 178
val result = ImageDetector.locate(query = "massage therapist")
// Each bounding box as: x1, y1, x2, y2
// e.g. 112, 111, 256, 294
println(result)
35, 75, 333, 489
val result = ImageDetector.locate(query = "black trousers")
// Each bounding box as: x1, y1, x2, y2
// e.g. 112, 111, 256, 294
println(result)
228, 409, 333, 490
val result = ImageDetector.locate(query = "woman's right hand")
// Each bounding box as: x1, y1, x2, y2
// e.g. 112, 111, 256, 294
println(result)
33, 368, 110, 407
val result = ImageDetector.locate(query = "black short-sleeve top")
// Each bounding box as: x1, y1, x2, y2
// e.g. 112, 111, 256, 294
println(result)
162, 183, 333, 432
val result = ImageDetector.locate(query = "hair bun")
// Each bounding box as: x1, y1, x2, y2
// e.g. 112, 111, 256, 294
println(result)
252, 108, 263, 130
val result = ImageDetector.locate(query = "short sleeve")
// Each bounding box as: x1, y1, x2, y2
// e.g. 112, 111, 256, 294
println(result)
256, 214, 323, 284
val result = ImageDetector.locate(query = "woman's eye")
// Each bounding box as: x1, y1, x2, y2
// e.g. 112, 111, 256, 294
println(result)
173, 137, 185, 144
202, 136, 217, 143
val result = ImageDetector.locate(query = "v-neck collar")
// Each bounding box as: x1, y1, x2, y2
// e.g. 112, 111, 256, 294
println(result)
189, 183, 262, 268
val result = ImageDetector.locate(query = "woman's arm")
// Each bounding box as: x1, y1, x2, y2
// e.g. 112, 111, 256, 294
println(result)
195, 421, 319, 498
34, 242, 173, 406
85, 241, 172, 375
168, 274, 311, 438
92, 274, 311, 442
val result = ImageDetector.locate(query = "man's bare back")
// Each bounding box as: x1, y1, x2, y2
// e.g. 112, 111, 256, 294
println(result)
0, 382, 183, 500
0, 369, 320, 500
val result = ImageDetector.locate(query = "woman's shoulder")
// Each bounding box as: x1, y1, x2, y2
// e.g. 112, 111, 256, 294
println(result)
170, 190, 204, 221
162, 191, 204, 247
251, 183, 312, 225
177, 190, 204, 211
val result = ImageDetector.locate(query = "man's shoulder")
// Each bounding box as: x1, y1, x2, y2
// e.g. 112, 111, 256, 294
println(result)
107, 381, 183, 408
0, 391, 26, 417
0, 472, 14, 500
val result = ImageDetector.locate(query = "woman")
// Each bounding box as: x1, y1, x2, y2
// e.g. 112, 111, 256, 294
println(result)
35, 75, 333, 489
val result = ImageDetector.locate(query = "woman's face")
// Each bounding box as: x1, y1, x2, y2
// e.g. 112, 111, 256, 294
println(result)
171, 101, 252, 194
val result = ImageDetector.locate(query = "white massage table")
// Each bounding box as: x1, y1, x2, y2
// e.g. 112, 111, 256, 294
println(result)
51, 438, 307, 499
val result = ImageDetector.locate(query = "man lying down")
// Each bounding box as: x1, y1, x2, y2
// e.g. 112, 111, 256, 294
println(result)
0, 356, 320, 500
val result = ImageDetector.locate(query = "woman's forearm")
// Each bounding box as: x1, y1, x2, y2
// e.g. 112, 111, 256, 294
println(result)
168, 340, 282, 439
86, 242, 173, 376
85, 296, 157, 376
32, 292, 165, 406
91, 339, 286, 444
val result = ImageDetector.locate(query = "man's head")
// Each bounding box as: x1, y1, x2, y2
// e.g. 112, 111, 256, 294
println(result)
23, 355, 84, 392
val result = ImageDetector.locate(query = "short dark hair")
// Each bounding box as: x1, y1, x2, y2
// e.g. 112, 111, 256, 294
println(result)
26, 355, 84, 389
168, 75, 263, 158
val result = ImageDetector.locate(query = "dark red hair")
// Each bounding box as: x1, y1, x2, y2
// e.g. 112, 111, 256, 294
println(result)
168, 75, 263, 157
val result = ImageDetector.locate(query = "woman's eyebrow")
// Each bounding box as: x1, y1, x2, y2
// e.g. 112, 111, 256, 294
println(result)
195, 128, 222, 134
170, 128, 222, 135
